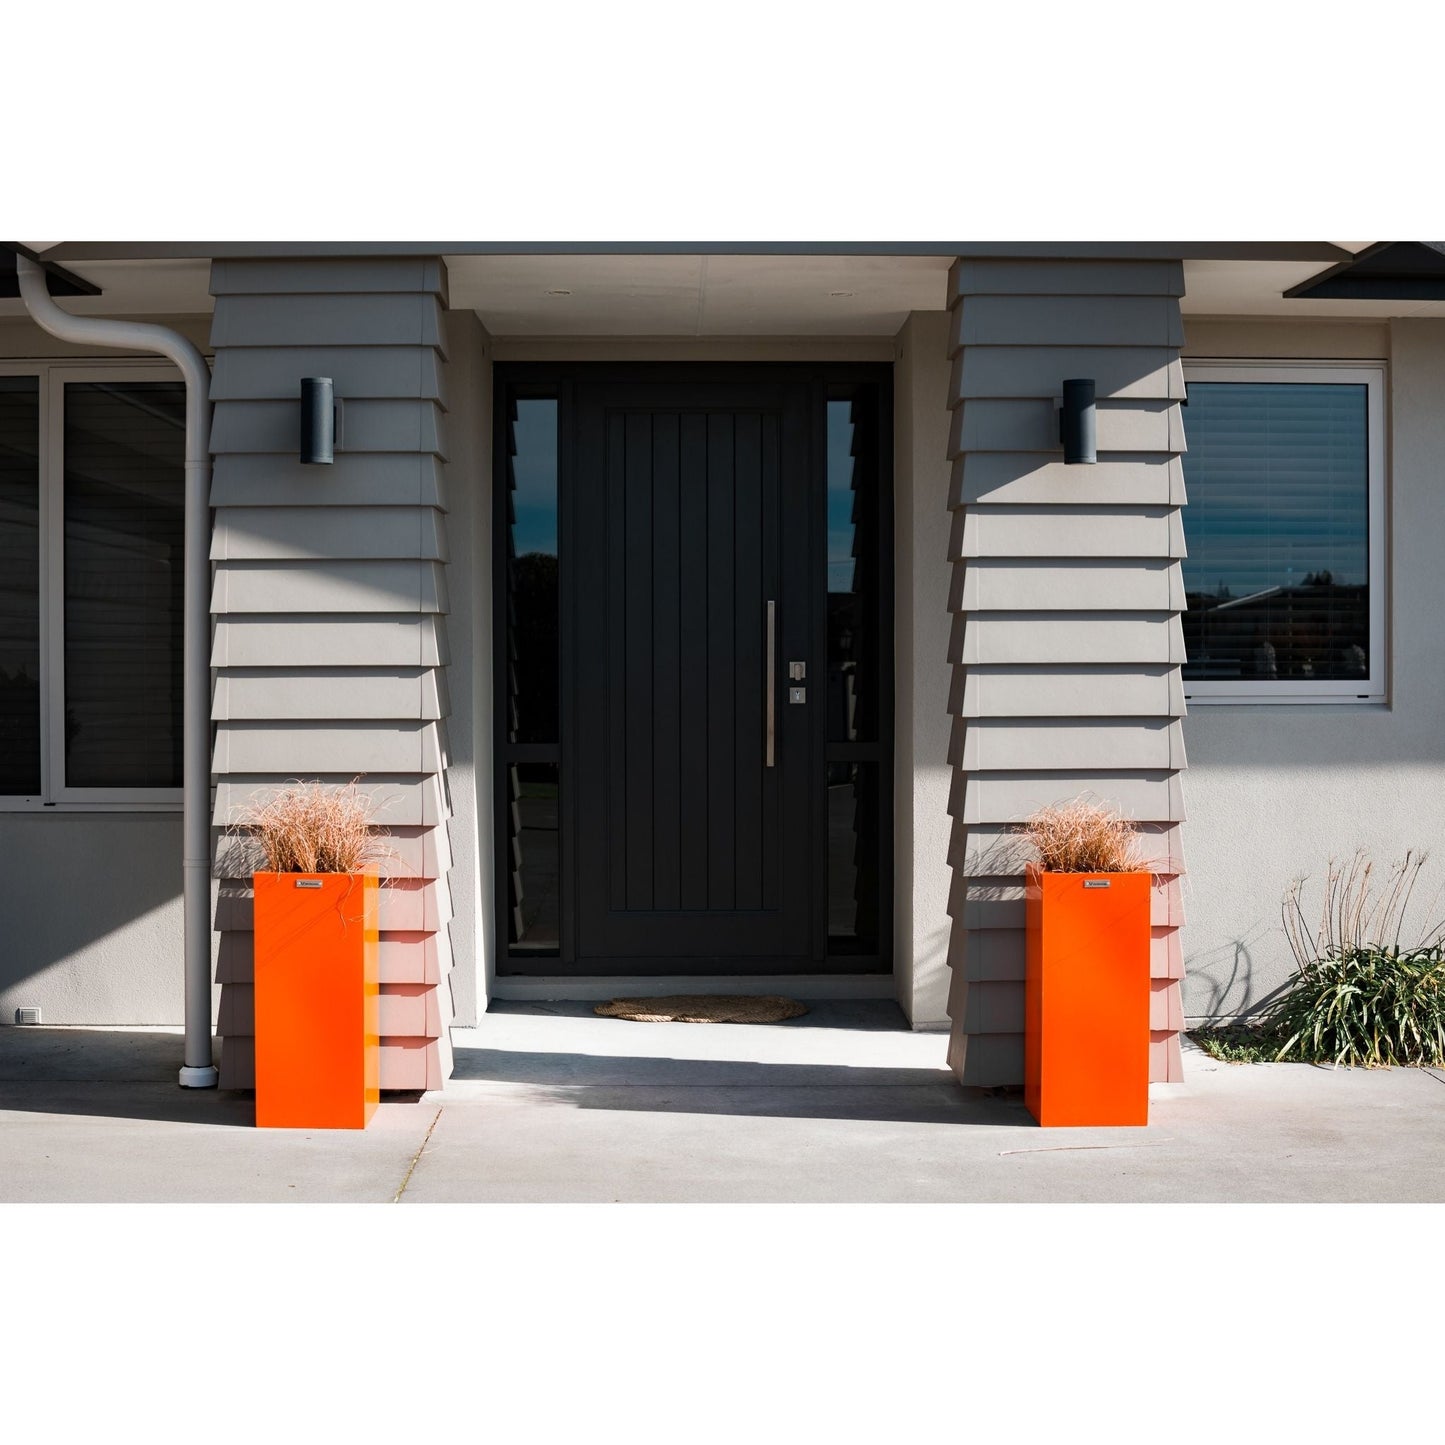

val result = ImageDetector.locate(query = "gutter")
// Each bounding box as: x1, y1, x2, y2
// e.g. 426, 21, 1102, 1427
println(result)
16, 254, 219, 1088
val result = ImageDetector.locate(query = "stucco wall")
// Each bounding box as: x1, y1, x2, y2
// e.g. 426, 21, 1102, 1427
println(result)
0, 814, 196, 1025
0, 314, 214, 1029
893, 312, 954, 1027
439, 309, 493, 1025
1178, 317, 1445, 1021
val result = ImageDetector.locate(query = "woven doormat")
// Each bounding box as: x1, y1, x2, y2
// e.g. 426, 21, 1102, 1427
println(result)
594, 994, 808, 1024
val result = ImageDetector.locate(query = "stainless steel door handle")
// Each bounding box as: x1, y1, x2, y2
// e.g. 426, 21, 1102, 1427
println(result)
766, 599, 775, 768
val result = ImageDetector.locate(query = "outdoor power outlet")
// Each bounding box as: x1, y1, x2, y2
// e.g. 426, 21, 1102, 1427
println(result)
15, 1007, 41, 1025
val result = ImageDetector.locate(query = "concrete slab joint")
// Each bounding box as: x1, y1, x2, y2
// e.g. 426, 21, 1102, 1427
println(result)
942, 258, 1188, 1087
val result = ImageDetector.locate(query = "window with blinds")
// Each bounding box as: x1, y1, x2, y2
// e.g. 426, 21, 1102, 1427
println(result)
0, 366, 186, 804
63, 381, 186, 787
0, 377, 41, 795
1180, 367, 1384, 701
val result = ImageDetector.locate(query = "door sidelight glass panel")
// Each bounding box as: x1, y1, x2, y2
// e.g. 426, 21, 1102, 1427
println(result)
508, 761, 561, 952
506, 397, 559, 744
826, 389, 880, 743
827, 761, 880, 953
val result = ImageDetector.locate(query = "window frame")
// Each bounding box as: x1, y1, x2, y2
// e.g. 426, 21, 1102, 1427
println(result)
1180, 359, 1388, 706
0, 357, 187, 811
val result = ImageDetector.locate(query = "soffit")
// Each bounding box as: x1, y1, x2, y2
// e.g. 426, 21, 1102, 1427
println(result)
11, 248, 1445, 329
1182, 256, 1445, 318
446, 254, 951, 335
0, 257, 215, 318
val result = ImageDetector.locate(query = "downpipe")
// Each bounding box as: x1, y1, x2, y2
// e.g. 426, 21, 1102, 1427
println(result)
17, 254, 219, 1087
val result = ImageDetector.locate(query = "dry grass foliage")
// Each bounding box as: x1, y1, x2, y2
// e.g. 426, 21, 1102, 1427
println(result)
1268, 849, 1445, 1067
235, 780, 393, 875
1022, 797, 1145, 874
1282, 849, 1445, 966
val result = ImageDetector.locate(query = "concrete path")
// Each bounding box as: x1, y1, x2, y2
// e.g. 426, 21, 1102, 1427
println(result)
2, 1001, 1442, 1202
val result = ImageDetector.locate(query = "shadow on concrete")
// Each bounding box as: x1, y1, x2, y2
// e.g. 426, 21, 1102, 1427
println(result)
0, 1029, 432, 1127
487, 998, 916, 1031
0, 1028, 251, 1127
448, 1044, 1031, 1126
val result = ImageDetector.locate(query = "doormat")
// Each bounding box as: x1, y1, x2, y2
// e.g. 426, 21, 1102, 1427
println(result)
594, 994, 809, 1024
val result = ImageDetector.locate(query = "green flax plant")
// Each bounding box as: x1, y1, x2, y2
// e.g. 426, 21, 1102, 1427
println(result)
1262, 851, 1445, 1067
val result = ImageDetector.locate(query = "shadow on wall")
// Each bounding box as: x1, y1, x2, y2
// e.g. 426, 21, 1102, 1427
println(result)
0, 815, 182, 1008
1181, 921, 1294, 1023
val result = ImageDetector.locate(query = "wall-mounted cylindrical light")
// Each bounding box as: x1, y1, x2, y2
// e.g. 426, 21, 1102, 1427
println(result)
1060, 377, 1097, 465
300, 376, 335, 465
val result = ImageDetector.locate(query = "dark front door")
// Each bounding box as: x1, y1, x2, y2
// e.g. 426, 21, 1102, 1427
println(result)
495, 362, 892, 978
572, 376, 813, 965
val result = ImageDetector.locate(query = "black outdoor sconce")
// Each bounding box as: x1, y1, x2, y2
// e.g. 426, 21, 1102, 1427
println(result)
1059, 377, 1097, 465
300, 376, 336, 464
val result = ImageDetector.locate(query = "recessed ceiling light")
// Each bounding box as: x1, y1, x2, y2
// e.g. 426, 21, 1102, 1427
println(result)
546, 288, 573, 296
829, 290, 855, 298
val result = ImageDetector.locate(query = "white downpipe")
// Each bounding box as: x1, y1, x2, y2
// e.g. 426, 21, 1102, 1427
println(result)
17, 254, 219, 1088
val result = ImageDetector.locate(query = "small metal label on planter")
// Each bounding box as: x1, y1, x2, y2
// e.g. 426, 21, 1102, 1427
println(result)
1082, 879, 1111, 889
295, 879, 323, 889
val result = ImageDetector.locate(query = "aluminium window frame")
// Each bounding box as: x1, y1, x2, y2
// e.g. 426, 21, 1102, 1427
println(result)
1180, 359, 1388, 706
0, 357, 188, 812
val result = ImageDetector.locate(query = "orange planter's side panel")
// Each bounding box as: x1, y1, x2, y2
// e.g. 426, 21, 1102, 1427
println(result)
254, 873, 379, 1129
1024, 864, 1150, 1128
1024, 868, 1045, 1122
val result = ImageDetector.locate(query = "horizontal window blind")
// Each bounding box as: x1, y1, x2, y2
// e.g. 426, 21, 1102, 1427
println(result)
1181, 381, 1370, 684
63, 381, 186, 787
0, 377, 41, 794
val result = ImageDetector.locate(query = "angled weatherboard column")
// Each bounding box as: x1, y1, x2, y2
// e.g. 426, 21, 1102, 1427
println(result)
943, 258, 1188, 1087
208, 257, 456, 1091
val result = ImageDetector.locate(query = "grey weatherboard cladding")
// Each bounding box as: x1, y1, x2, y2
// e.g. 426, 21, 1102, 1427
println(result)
943, 258, 1188, 1085
208, 257, 456, 1091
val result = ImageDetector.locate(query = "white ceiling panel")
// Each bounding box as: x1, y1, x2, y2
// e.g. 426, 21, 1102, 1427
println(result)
446, 253, 950, 335
1182, 258, 1445, 318
0, 258, 215, 317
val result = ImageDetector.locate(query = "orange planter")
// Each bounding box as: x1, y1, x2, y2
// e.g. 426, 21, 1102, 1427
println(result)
1024, 863, 1150, 1127
253, 872, 379, 1129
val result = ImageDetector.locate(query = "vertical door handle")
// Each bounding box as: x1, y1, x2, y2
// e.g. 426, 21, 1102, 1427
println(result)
765, 599, 776, 768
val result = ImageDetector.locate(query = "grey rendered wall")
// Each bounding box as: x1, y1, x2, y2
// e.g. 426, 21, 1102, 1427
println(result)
943, 259, 1189, 1086
0, 815, 188, 1024
208, 258, 457, 1090
1178, 318, 1445, 1021
892, 313, 954, 1028
436, 309, 492, 1025
0, 314, 216, 1028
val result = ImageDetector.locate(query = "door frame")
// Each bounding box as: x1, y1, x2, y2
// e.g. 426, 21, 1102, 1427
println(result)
491, 361, 894, 977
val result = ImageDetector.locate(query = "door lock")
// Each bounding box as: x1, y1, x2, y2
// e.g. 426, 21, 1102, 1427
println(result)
788, 661, 806, 681
789, 686, 806, 705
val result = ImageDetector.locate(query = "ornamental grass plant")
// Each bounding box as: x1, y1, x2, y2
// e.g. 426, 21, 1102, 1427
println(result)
1021, 797, 1146, 874
237, 780, 394, 875
1258, 850, 1445, 1067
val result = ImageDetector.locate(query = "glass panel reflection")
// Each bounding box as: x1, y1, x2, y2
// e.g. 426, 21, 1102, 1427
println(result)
1182, 382, 1370, 683
0, 377, 41, 794
508, 762, 560, 951
827, 761, 879, 952
507, 397, 559, 743
826, 393, 878, 741
64, 381, 186, 788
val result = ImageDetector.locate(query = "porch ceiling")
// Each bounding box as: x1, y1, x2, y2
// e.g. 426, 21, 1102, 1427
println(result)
445, 254, 951, 336
10, 245, 1445, 329
0, 257, 214, 318
1180, 256, 1445, 319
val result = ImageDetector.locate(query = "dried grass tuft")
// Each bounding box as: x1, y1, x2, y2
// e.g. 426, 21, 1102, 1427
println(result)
232, 779, 393, 875
1022, 796, 1145, 874
1268, 849, 1445, 1067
